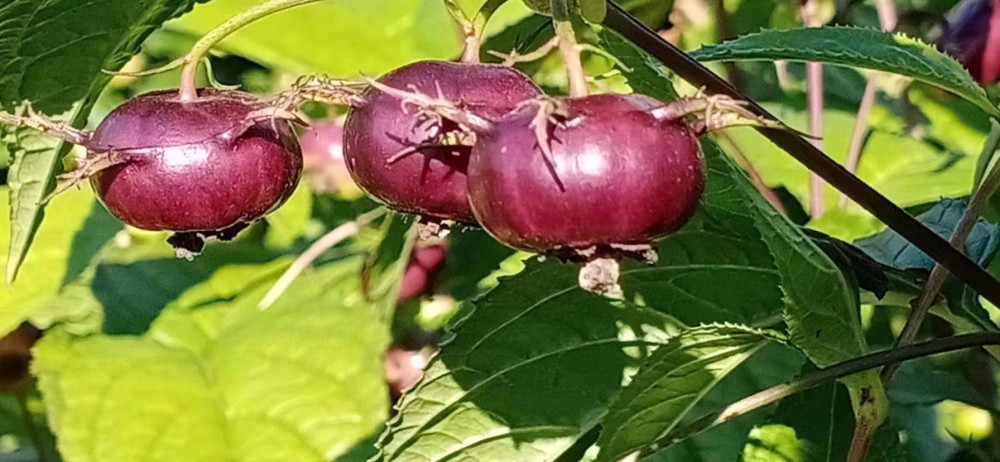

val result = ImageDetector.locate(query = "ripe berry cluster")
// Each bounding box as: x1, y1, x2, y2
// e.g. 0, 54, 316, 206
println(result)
1, 0, 784, 293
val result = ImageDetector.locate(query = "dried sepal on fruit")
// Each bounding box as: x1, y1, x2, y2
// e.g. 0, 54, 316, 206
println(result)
366, 82, 788, 296
0, 77, 365, 258
342, 61, 541, 233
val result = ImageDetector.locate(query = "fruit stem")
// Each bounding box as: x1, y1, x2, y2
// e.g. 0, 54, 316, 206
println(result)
880, 120, 1000, 385
178, 0, 324, 102
551, 0, 588, 97
258, 207, 387, 310
456, 0, 508, 63
0, 106, 91, 146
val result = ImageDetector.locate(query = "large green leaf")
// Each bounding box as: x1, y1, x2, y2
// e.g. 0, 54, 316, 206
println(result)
34, 259, 389, 462
167, 0, 532, 76
731, 135, 888, 424
595, 325, 778, 461
1, 0, 208, 284
0, 186, 121, 337
690, 27, 1000, 118
376, 259, 683, 462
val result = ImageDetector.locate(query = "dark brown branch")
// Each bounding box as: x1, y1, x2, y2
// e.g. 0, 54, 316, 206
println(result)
603, 2, 1000, 306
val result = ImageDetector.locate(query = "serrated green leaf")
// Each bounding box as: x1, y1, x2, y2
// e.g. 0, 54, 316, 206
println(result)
595, 325, 777, 461
34, 260, 389, 462
644, 343, 805, 462
0, 186, 121, 337
377, 259, 684, 462
731, 139, 888, 426
690, 27, 1000, 118
1, 0, 209, 284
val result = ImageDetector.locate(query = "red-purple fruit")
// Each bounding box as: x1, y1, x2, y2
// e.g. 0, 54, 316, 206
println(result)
343, 61, 541, 223
299, 121, 355, 194
398, 244, 447, 302
467, 94, 704, 257
89, 89, 302, 251
938, 0, 1000, 85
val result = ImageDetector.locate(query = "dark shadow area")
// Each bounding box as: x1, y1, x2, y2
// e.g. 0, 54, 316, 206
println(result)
94, 242, 280, 335
62, 200, 123, 286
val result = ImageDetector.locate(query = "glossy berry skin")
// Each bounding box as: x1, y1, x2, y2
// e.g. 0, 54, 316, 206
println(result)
88, 89, 302, 232
939, 0, 1000, 85
398, 244, 447, 302
343, 61, 540, 222
467, 94, 704, 253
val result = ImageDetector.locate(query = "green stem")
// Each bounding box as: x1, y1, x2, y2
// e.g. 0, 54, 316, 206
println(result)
643, 332, 1000, 456
179, 0, 325, 102
881, 120, 1000, 384
551, 0, 587, 97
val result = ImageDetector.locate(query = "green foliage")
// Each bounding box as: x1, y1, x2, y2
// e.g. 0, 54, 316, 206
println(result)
723, 104, 977, 241
856, 198, 1000, 269
377, 259, 684, 462
168, 0, 532, 76
0, 186, 121, 337
690, 27, 1000, 118
743, 382, 907, 462
596, 325, 779, 461
34, 260, 390, 462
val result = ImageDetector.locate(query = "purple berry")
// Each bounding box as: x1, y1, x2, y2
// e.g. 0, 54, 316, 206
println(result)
939, 0, 1000, 85
89, 89, 302, 235
467, 94, 705, 255
343, 61, 541, 223
398, 244, 447, 302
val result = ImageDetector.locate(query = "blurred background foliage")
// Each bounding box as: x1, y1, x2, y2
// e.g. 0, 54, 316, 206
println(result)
1, 0, 1000, 460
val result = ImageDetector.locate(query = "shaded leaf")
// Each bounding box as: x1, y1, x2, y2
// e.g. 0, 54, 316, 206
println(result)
690, 27, 1000, 117
595, 324, 778, 461
0, 186, 121, 337
363, 213, 418, 320
856, 198, 1000, 269
744, 381, 907, 462
644, 343, 806, 462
